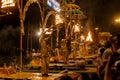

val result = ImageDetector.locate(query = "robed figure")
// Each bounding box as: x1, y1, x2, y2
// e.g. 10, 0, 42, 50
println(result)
39, 31, 50, 76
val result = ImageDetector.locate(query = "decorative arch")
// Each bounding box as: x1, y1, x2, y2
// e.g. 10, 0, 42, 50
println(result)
23, 0, 44, 25
43, 11, 65, 29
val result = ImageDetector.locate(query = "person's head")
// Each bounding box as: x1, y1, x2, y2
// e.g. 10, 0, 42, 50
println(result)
104, 40, 111, 48
112, 36, 118, 44
107, 36, 119, 53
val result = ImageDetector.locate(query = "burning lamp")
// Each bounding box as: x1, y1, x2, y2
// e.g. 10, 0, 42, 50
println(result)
115, 18, 120, 23
73, 23, 80, 33
86, 31, 92, 42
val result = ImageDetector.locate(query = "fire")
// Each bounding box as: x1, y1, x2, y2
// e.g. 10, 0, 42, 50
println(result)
1, 0, 15, 8
86, 32, 92, 42
74, 23, 80, 32
80, 34, 85, 41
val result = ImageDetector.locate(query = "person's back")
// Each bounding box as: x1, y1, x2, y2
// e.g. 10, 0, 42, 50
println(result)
98, 40, 113, 80
60, 75, 73, 80
102, 48, 112, 63
102, 36, 120, 80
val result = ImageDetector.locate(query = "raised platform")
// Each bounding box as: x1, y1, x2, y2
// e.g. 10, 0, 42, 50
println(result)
0, 67, 97, 80
0, 72, 62, 80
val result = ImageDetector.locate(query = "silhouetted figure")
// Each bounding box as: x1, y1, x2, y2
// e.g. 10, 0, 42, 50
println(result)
100, 36, 119, 80
39, 30, 50, 76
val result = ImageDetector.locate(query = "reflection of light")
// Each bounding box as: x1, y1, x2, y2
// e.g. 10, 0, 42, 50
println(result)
86, 32, 92, 42
38, 28, 53, 36
1, 0, 15, 8
45, 29, 53, 34
55, 14, 63, 25
37, 32, 41, 36
73, 23, 80, 32
95, 27, 99, 31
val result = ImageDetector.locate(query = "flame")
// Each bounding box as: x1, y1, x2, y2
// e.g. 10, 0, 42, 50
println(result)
86, 32, 92, 42
80, 34, 85, 41
74, 23, 80, 32
1, 0, 15, 8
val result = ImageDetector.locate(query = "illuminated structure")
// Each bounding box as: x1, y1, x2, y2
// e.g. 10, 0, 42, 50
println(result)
60, 2, 86, 39
1, 0, 15, 8
1, 0, 90, 72
0, 0, 15, 16
16, 0, 44, 71
59, 0, 86, 60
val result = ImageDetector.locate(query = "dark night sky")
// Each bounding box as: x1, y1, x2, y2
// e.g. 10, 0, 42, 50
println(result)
76, 0, 120, 33
1, 0, 120, 32
0, 0, 120, 49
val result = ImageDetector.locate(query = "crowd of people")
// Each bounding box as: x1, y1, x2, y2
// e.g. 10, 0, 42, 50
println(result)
55, 33, 120, 80
95, 34, 120, 80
